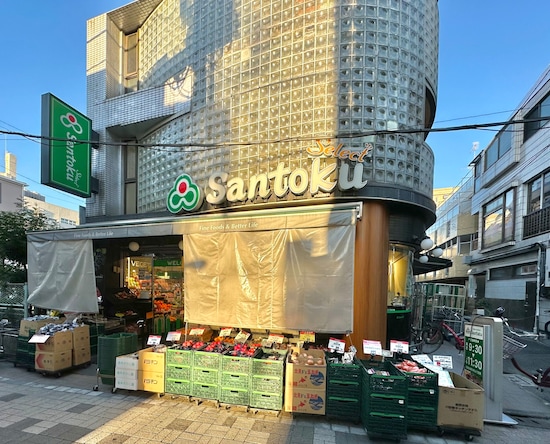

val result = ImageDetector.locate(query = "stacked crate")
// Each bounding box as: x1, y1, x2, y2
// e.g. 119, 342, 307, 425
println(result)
392, 362, 439, 431
250, 349, 287, 411
325, 357, 362, 422
219, 351, 252, 406
165, 348, 193, 396
360, 360, 408, 441
191, 349, 222, 400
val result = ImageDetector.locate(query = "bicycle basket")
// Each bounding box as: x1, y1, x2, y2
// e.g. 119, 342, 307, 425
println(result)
502, 335, 526, 359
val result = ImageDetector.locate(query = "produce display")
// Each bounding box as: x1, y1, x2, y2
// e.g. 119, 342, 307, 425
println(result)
289, 350, 324, 365
394, 359, 428, 373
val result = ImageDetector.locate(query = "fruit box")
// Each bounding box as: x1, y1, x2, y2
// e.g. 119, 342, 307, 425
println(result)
138, 347, 166, 372
284, 386, 326, 415
72, 325, 90, 348
35, 350, 72, 372
72, 346, 91, 366
437, 372, 484, 431
286, 348, 327, 390
30, 330, 73, 352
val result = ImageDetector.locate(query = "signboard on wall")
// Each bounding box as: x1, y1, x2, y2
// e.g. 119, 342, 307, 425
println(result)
41, 93, 92, 197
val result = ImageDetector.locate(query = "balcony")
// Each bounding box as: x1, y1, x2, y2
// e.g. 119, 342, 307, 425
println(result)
523, 207, 550, 238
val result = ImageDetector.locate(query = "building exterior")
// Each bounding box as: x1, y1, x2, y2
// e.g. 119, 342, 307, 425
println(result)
29, 0, 442, 352
24, 191, 79, 228
467, 66, 550, 335
0, 174, 25, 212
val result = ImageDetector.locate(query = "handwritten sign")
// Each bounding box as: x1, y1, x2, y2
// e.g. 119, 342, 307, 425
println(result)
234, 330, 250, 343
219, 327, 232, 337
189, 328, 205, 336
299, 331, 316, 343
433, 355, 453, 369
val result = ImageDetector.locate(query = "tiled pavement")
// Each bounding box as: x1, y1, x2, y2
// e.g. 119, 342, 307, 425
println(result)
1, 345, 550, 443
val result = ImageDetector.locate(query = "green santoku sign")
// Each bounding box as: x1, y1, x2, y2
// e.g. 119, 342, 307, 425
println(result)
41, 93, 91, 197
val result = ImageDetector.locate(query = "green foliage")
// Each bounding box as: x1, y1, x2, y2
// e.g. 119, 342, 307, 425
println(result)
0, 201, 57, 283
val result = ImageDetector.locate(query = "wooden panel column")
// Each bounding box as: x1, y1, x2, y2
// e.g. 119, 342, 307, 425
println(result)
349, 201, 389, 359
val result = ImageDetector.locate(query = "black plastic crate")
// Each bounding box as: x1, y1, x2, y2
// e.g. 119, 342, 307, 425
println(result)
364, 393, 407, 416
407, 405, 438, 430
327, 379, 360, 399
362, 411, 407, 441
407, 387, 438, 409
327, 356, 362, 381
326, 396, 361, 421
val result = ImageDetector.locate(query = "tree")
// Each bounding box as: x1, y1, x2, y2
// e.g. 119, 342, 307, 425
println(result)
0, 201, 57, 283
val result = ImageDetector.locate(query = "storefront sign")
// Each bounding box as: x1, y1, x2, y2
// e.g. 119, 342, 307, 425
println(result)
41, 93, 92, 197
464, 324, 484, 383
166, 140, 373, 214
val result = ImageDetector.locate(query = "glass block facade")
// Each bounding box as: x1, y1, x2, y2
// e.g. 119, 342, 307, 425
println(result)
86, 0, 438, 218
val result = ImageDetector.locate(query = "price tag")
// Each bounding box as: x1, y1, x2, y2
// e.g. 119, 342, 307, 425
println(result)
390, 340, 409, 354
234, 330, 250, 343
189, 327, 205, 336
166, 331, 181, 342
433, 355, 453, 369
363, 339, 383, 356
268, 334, 284, 344
219, 327, 232, 337
147, 335, 162, 346
299, 331, 316, 343
328, 337, 346, 353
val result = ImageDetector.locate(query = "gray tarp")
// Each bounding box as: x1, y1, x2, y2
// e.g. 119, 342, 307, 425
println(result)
27, 239, 98, 313
183, 208, 356, 332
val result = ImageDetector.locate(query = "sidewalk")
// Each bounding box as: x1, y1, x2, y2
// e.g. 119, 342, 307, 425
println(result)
0, 344, 549, 443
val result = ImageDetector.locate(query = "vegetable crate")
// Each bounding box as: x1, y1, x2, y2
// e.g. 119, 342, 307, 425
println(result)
325, 357, 362, 422
166, 348, 193, 367
249, 349, 286, 411
360, 360, 408, 441
392, 359, 439, 431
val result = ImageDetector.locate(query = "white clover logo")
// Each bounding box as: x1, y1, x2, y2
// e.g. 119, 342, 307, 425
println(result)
166, 174, 203, 213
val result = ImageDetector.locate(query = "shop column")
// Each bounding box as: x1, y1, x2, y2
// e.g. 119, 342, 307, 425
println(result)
350, 201, 389, 358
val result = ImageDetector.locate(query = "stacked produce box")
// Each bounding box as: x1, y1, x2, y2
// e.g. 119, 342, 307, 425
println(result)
191, 342, 224, 400
138, 346, 166, 393
164, 347, 193, 396
284, 348, 327, 415
219, 343, 257, 406
360, 360, 408, 441
250, 348, 287, 410
15, 316, 64, 370
325, 354, 362, 422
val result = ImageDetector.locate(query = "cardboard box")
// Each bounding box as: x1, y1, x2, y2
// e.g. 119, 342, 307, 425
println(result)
72, 325, 90, 348
115, 368, 139, 391
138, 347, 166, 372
19, 317, 64, 337
35, 350, 72, 372
438, 372, 484, 431
284, 386, 326, 415
31, 330, 73, 352
72, 346, 91, 366
116, 353, 140, 371
286, 348, 326, 389
138, 370, 165, 393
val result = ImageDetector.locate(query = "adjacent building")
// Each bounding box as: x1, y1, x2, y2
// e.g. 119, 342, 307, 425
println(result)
29, 0, 443, 351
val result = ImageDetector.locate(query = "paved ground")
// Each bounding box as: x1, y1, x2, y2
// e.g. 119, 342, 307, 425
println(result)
0, 340, 549, 443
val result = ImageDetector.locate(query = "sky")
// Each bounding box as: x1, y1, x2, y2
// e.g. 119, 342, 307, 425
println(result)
1, 1, 550, 211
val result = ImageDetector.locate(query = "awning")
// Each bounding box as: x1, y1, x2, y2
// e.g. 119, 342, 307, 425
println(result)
413, 256, 452, 275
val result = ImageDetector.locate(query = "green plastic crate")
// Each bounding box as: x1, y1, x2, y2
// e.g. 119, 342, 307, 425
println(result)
166, 348, 193, 366
221, 372, 250, 390
219, 387, 249, 405
193, 367, 220, 385
166, 364, 192, 380
251, 349, 286, 377
407, 405, 437, 430
364, 393, 407, 416
327, 357, 362, 381
193, 350, 221, 369
221, 352, 252, 374
250, 375, 283, 394
363, 412, 407, 441
191, 382, 220, 400
249, 391, 283, 411
408, 387, 438, 409
165, 378, 192, 396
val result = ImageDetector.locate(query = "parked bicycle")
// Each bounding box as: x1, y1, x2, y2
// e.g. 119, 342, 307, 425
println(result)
412, 307, 465, 354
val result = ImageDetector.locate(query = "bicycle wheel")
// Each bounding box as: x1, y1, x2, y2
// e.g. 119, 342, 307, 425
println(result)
420, 326, 444, 354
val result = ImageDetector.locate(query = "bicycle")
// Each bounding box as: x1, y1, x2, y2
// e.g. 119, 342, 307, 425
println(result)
416, 307, 465, 354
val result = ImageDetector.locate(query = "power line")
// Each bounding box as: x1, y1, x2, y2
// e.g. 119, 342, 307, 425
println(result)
0, 115, 549, 153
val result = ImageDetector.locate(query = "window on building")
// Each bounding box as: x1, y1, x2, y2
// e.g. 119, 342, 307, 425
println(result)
524, 93, 550, 142
482, 189, 515, 249
484, 125, 512, 170
124, 144, 137, 214
527, 172, 550, 213
124, 32, 138, 93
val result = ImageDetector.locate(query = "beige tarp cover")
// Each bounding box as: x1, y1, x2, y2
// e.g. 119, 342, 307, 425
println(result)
27, 239, 98, 313
183, 207, 356, 332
